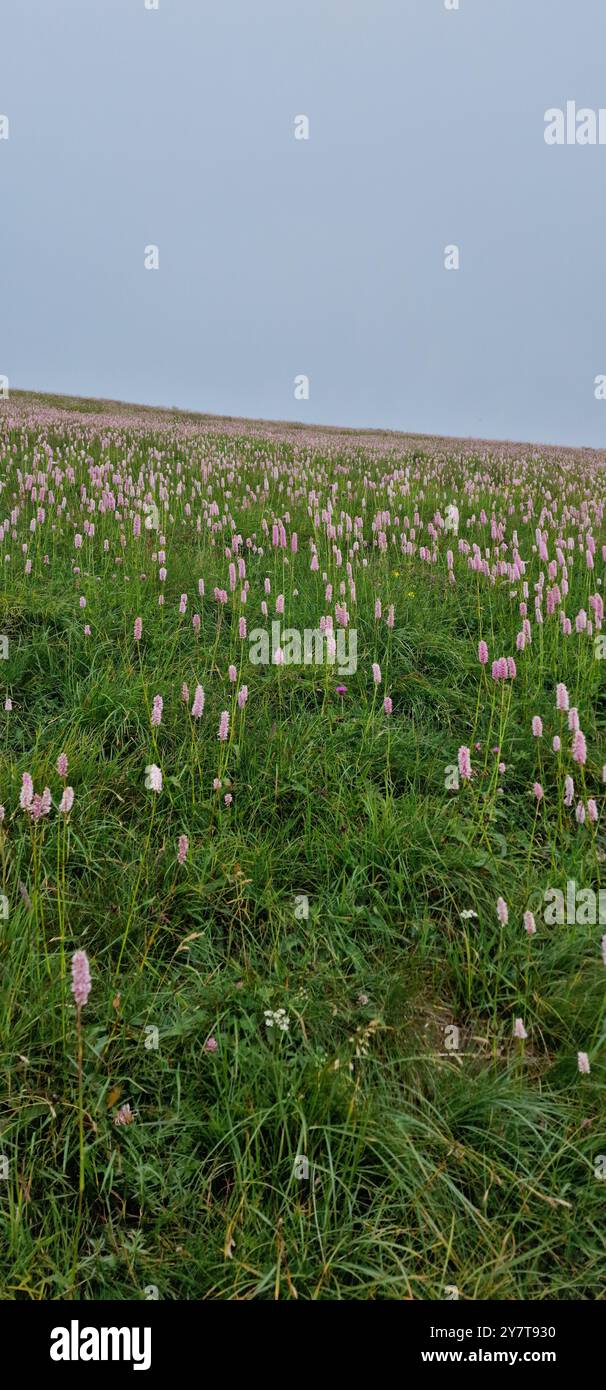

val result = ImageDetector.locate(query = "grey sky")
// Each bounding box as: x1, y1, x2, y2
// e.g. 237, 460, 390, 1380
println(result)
1, 0, 605, 447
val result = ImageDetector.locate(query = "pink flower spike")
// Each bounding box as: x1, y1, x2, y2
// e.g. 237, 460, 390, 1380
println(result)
191, 685, 204, 719
458, 746, 472, 781
57, 752, 68, 779
59, 787, 74, 815
523, 911, 536, 936
496, 897, 508, 925
20, 772, 34, 810
204, 1036, 218, 1052
71, 949, 91, 1008
577, 1051, 590, 1075
556, 682, 569, 711
177, 834, 189, 865
513, 1018, 527, 1040
572, 730, 587, 765
532, 716, 543, 737
134, 617, 142, 641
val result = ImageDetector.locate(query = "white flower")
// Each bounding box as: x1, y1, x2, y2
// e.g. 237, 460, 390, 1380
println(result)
459, 909, 478, 920
264, 1008, 290, 1032
444, 503, 459, 536
145, 763, 162, 792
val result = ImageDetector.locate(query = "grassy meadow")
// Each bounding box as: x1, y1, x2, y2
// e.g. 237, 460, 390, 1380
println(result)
0, 390, 605, 1300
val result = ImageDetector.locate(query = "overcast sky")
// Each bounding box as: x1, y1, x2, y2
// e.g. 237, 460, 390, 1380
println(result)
1, 0, 605, 447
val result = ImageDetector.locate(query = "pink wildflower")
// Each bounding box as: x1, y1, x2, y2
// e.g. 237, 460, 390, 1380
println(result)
572, 729, 587, 765
458, 746, 472, 781
59, 787, 74, 815
71, 950, 91, 1008
20, 772, 34, 810
114, 1103, 135, 1126
191, 685, 204, 719
556, 682, 569, 711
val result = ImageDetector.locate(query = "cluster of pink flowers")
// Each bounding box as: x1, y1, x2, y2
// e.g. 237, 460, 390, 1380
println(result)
491, 656, 516, 681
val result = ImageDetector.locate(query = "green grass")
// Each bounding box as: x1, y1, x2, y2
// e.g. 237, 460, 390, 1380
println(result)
0, 394, 605, 1300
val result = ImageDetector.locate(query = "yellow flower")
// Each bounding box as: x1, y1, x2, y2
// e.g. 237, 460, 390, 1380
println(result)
391, 569, 400, 577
